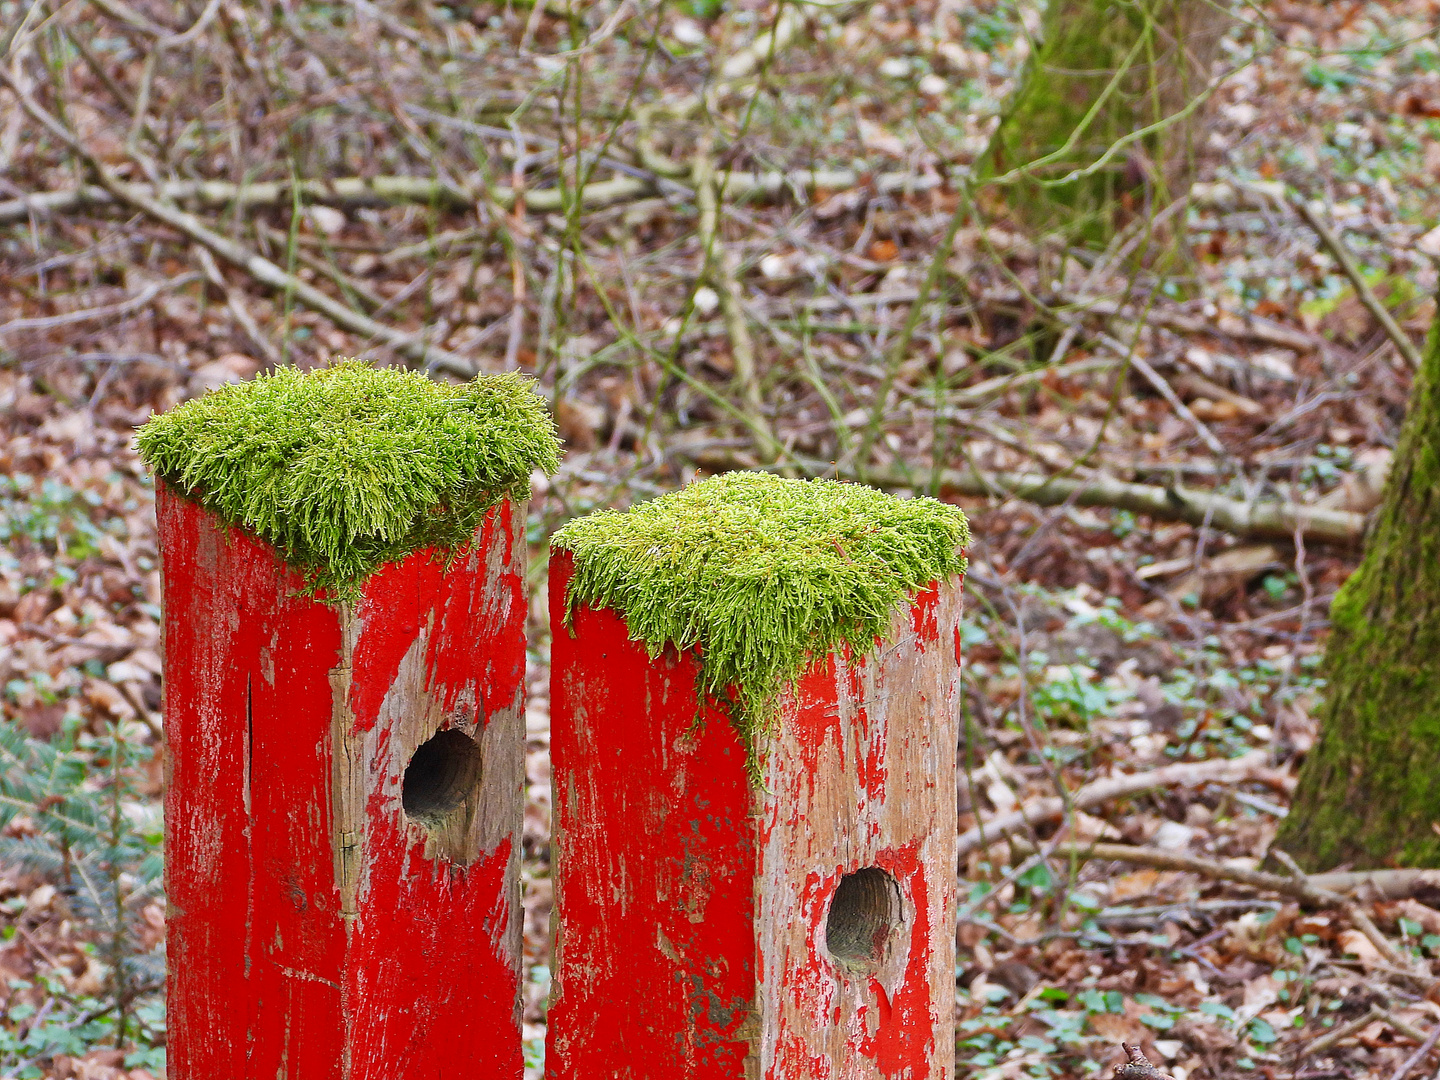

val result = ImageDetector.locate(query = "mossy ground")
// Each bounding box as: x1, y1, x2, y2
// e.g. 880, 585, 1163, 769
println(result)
553, 472, 969, 755
136, 360, 560, 597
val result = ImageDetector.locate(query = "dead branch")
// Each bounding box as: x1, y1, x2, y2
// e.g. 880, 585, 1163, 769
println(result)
695, 138, 775, 460
1308, 869, 1440, 902
863, 463, 1367, 546
1025, 839, 1342, 903
0, 275, 198, 336
956, 752, 1278, 859
1290, 196, 1424, 371
1, 71, 479, 379
1303, 1005, 1404, 1058
1024, 839, 1432, 983
1127, 351, 1228, 458
0, 168, 940, 226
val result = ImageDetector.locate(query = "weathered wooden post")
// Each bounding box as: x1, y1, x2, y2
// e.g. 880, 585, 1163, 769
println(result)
546, 472, 969, 1079
139, 361, 560, 1080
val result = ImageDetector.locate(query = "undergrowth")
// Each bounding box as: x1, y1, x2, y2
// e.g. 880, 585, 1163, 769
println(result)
136, 360, 560, 597
0, 719, 164, 1077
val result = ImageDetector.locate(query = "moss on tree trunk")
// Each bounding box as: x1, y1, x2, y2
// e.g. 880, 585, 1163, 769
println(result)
1277, 311, 1440, 870
978, 0, 1228, 247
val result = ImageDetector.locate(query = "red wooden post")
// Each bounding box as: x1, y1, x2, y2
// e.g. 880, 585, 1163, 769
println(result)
147, 362, 559, 1080
160, 488, 527, 1079
546, 476, 967, 1080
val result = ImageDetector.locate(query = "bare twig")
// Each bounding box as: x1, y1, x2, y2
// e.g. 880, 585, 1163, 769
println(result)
0, 70, 478, 378
0, 168, 942, 225
695, 138, 775, 461
1126, 351, 1228, 457
1388, 1020, 1440, 1080
857, 463, 1366, 546
1290, 196, 1423, 370
0, 276, 197, 336
1303, 1005, 1390, 1058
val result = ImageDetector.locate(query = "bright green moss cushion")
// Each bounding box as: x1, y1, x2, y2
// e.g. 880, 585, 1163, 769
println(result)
552, 472, 969, 751
137, 360, 560, 597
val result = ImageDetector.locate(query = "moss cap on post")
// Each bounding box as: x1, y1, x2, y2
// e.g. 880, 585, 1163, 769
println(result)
552, 472, 969, 750
137, 359, 561, 598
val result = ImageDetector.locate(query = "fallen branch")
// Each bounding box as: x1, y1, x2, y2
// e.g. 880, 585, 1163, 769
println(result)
0, 168, 940, 226
1308, 868, 1440, 902
1021, 839, 1433, 984
863, 464, 1366, 546
0, 275, 198, 336
759, 287, 1322, 353
1303, 1005, 1424, 1059
1, 72, 478, 378
1024, 840, 1337, 904
956, 751, 1278, 859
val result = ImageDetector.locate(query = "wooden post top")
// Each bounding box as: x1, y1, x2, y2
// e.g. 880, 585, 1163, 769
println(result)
550, 471, 969, 760
137, 359, 559, 597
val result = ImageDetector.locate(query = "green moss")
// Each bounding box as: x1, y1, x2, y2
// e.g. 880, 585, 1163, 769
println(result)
136, 360, 560, 597
552, 472, 969, 753
977, 0, 1225, 248
1277, 303, 1440, 869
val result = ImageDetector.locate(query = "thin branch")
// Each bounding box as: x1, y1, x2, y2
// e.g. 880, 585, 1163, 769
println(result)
0, 168, 942, 225
956, 751, 1278, 859
1291, 195, 1423, 370
857, 463, 1366, 546
0, 70, 478, 378
695, 138, 776, 461
0, 276, 198, 336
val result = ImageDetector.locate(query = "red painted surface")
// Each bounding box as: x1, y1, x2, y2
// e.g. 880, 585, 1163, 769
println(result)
160, 486, 525, 1080
548, 550, 963, 1079
547, 553, 757, 1078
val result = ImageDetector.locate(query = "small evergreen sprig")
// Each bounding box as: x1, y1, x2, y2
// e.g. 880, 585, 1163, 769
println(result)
0, 717, 164, 1071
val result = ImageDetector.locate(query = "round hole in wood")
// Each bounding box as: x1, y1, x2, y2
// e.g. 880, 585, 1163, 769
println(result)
825, 866, 900, 970
402, 729, 483, 829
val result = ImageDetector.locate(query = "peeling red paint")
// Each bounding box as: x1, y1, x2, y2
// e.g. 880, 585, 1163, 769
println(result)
863, 843, 938, 1076
550, 551, 963, 1079
547, 553, 756, 1079
161, 488, 524, 1080
909, 581, 941, 644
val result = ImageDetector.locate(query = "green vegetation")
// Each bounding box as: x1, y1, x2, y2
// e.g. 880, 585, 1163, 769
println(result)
552, 472, 969, 753
0, 717, 165, 1076
136, 360, 561, 597
978, 0, 1228, 247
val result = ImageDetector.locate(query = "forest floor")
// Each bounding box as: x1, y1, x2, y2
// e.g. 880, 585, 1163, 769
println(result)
3, 0, 1440, 1077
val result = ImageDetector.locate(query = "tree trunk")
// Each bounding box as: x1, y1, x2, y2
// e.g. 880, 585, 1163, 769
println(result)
978, 0, 1229, 248
1277, 309, 1440, 871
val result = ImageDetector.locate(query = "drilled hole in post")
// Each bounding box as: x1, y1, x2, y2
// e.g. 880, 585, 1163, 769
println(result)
402, 729, 483, 829
824, 867, 900, 971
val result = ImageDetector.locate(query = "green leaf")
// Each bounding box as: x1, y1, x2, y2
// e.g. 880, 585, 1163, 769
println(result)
1248, 1018, 1279, 1044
